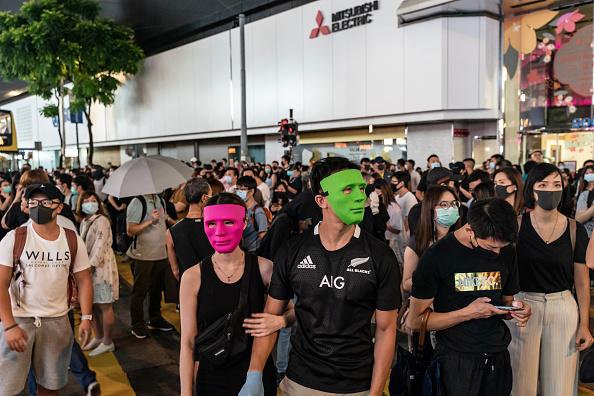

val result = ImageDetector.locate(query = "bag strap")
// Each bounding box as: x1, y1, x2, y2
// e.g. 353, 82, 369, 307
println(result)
417, 307, 433, 352
81, 215, 100, 242
133, 196, 148, 249
569, 218, 577, 255
64, 228, 78, 274
588, 190, 594, 209
236, 253, 254, 310
12, 226, 28, 275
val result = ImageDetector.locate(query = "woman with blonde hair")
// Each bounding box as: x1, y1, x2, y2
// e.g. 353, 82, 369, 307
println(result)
77, 190, 119, 356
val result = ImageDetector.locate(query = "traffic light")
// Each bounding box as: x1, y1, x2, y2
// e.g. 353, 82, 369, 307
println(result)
278, 109, 299, 148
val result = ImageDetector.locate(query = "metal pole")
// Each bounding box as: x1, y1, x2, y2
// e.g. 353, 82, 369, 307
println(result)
60, 79, 66, 167
75, 122, 80, 168
239, 14, 248, 162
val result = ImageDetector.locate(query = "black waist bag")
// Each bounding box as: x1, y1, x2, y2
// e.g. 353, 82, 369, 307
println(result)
194, 255, 253, 367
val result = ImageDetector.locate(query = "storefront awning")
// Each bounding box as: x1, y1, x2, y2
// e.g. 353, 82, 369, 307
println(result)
299, 126, 405, 145
397, 0, 500, 25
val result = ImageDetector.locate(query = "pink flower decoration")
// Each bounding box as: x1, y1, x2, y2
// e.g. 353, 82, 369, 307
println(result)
556, 10, 585, 34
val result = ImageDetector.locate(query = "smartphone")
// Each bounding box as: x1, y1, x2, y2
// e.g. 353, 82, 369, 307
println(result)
494, 305, 522, 311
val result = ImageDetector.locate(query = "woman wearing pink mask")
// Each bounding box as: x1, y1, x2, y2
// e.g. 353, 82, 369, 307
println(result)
179, 193, 295, 396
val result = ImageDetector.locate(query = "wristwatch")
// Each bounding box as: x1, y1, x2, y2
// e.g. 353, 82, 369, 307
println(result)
81, 315, 93, 322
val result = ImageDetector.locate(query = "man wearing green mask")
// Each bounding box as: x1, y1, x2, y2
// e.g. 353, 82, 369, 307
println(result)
239, 157, 401, 396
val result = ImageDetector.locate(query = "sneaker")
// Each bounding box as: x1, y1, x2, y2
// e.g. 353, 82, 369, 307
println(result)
86, 381, 101, 396
148, 318, 174, 331
89, 342, 115, 357
131, 327, 150, 339
83, 337, 103, 351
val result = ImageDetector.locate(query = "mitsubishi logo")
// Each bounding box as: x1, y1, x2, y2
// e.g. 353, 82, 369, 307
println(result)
309, 11, 331, 39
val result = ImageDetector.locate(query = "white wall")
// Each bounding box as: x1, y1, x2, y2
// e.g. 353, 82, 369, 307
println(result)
5, 0, 501, 154
407, 123, 453, 166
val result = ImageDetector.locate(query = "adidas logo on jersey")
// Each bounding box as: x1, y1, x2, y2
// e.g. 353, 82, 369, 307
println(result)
297, 255, 316, 269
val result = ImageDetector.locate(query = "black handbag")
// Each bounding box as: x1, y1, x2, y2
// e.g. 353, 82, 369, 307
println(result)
194, 254, 254, 367
389, 308, 444, 396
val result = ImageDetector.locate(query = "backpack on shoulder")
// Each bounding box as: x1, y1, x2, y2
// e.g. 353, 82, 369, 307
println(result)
115, 195, 167, 253
12, 226, 78, 307
248, 205, 272, 231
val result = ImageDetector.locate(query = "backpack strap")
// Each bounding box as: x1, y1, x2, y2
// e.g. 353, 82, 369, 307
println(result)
64, 228, 78, 274
64, 228, 78, 305
587, 190, 594, 209
569, 218, 577, 255
12, 226, 28, 277
132, 195, 148, 249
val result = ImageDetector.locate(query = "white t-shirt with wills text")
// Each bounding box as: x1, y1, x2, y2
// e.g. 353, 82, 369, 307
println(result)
0, 224, 90, 318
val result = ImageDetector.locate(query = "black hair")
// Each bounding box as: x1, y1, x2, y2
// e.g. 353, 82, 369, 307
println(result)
468, 169, 489, 184
498, 159, 513, 169
406, 159, 415, 167
490, 154, 504, 163
360, 157, 371, 164
523, 160, 538, 176
583, 159, 594, 168
237, 176, 257, 193
225, 167, 239, 177
392, 171, 410, 185
56, 173, 73, 188
463, 158, 475, 165
184, 177, 211, 204
513, 165, 523, 175
427, 154, 439, 162
72, 174, 94, 192
467, 198, 518, 243
472, 182, 495, 201
311, 157, 360, 196
397, 158, 406, 167
204, 191, 247, 211
281, 155, 291, 164
524, 163, 563, 210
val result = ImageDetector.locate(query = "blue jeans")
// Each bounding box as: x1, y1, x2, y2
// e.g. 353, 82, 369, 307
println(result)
28, 310, 97, 395
276, 327, 292, 373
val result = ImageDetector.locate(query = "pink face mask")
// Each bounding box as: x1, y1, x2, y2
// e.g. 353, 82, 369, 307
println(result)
203, 204, 246, 253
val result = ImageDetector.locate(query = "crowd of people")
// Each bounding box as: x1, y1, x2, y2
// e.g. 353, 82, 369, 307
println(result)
0, 148, 592, 396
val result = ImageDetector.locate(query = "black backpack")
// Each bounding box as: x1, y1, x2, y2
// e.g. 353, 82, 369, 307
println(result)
116, 195, 165, 253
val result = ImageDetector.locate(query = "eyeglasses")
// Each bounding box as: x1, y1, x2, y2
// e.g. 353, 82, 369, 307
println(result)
28, 199, 59, 208
435, 200, 460, 209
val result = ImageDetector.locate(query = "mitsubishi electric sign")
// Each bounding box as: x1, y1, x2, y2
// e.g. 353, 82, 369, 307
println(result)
309, 1, 380, 39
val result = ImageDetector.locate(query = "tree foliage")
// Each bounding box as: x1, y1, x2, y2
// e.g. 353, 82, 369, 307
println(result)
0, 0, 144, 165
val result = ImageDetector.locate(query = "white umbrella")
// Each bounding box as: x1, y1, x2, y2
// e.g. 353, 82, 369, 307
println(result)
102, 155, 193, 198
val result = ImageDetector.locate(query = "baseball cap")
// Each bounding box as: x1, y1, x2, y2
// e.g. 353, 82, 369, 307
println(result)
450, 161, 465, 175
190, 157, 198, 163
25, 183, 64, 203
204, 164, 213, 170
427, 167, 464, 186
373, 156, 385, 164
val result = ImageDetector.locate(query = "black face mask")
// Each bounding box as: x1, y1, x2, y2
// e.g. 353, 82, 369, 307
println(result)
391, 182, 401, 193
272, 166, 278, 171
363, 165, 370, 171
535, 190, 563, 211
30, 205, 56, 225
495, 185, 515, 199
469, 233, 499, 260
274, 191, 287, 201
377, 164, 385, 171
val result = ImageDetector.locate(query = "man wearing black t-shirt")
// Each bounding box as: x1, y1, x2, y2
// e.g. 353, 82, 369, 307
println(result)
240, 157, 401, 396
408, 198, 532, 396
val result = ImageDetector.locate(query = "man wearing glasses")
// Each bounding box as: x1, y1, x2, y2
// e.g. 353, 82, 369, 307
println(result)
0, 183, 94, 396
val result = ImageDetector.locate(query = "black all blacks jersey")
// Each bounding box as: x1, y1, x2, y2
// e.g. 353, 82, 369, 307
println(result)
269, 223, 401, 393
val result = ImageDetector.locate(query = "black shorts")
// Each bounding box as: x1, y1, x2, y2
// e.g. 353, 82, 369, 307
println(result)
436, 345, 512, 396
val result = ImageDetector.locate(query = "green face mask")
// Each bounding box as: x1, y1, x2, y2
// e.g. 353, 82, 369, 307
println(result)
320, 169, 367, 225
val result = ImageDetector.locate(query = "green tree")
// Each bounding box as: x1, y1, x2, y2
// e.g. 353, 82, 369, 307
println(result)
0, 0, 143, 167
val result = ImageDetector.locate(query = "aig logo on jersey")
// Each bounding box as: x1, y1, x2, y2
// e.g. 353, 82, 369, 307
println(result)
347, 257, 371, 275
320, 275, 345, 289
454, 272, 502, 292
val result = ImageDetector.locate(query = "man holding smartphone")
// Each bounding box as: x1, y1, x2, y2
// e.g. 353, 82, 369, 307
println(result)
407, 198, 532, 396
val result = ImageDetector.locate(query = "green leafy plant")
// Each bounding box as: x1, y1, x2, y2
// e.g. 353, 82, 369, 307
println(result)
0, 0, 144, 166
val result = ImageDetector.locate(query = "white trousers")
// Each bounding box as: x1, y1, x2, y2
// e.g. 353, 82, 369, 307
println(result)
506, 290, 579, 396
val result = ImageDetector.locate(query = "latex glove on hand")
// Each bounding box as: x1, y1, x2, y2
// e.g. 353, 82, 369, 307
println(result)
238, 371, 264, 396
369, 191, 380, 215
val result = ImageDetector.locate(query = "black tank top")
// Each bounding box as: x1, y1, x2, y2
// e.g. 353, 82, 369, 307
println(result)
196, 254, 266, 334
170, 217, 215, 277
